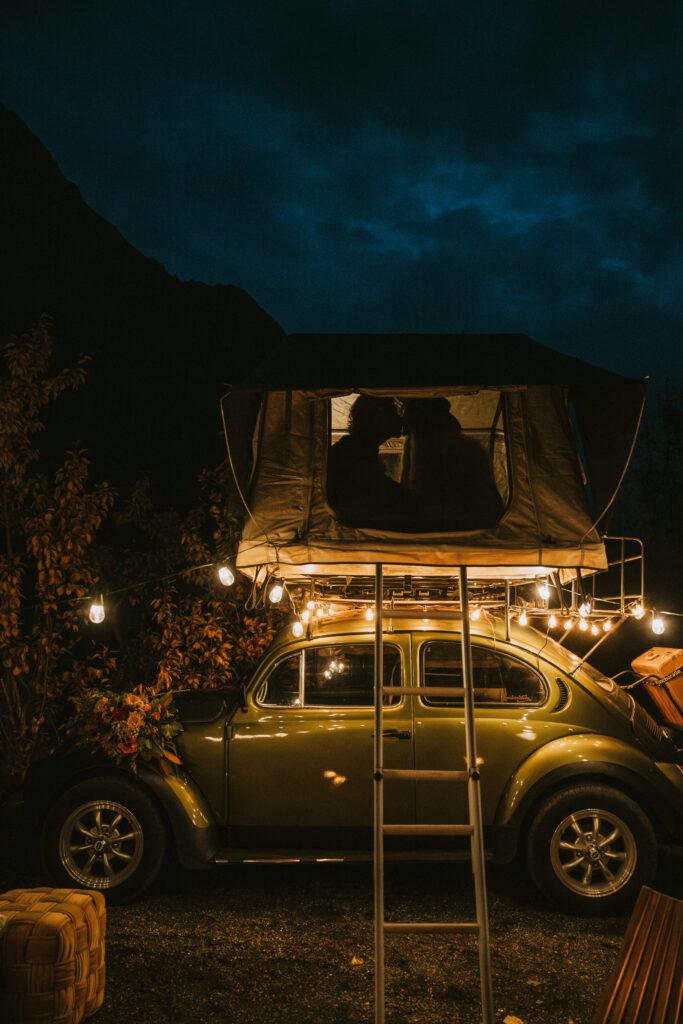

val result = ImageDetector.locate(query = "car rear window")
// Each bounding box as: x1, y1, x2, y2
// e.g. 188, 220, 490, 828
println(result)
421, 641, 546, 707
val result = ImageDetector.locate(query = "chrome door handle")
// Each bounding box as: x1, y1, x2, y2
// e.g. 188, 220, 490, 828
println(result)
373, 728, 411, 739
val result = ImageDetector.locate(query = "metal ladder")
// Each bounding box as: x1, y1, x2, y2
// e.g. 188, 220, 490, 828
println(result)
372, 564, 494, 1024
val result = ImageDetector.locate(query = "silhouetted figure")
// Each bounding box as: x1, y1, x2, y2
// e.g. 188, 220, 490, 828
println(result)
327, 396, 416, 530
402, 398, 504, 531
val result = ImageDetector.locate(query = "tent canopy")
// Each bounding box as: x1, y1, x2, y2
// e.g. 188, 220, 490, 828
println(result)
223, 333, 644, 582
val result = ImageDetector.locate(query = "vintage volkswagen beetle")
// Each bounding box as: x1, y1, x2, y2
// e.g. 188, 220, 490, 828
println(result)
28, 613, 683, 913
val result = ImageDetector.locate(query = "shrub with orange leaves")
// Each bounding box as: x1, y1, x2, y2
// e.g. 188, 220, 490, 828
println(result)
109, 465, 281, 693
0, 320, 279, 799
0, 319, 115, 796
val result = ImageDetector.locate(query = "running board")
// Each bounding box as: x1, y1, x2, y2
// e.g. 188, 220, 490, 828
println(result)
212, 848, 485, 865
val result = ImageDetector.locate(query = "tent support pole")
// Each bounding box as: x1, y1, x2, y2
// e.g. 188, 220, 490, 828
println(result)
373, 563, 384, 1024
620, 538, 625, 612
504, 582, 510, 641
460, 566, 494, 1024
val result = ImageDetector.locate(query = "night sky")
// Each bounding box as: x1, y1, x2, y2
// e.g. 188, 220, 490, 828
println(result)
2, 1, 681, 382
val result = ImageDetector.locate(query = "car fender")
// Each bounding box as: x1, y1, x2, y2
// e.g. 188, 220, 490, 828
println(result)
138, 767, 219, 870
26, 748, 219, 871
494, 733, 681, 836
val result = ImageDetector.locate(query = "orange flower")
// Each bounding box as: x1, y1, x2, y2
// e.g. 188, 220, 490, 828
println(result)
126, 711, 144, 732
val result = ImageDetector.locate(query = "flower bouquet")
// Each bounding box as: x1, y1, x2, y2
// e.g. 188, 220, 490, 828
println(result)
69, 686, 184, 775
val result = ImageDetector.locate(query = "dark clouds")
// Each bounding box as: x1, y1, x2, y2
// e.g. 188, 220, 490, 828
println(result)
1, 0, 681, 378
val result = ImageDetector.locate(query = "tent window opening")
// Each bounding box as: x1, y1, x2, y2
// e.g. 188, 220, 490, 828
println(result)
327, 392, 509, 533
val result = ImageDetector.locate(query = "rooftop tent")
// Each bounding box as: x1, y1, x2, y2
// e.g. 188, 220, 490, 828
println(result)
221, 333, 645, 581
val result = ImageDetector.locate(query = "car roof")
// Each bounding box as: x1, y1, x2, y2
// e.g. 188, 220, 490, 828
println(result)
272, 613, 582, 676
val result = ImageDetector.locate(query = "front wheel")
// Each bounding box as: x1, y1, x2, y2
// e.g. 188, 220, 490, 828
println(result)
526, 783, 657, 914
41, 775, 167, 903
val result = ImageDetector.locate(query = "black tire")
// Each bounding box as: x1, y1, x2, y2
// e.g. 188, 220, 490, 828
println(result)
526, 783, 657, 915
41, 775, 167, 904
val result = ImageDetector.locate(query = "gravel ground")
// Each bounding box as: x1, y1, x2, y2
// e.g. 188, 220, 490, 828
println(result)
1, 815, 682, 1024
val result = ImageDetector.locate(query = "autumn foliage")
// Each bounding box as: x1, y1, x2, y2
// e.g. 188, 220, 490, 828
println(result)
0, 319, 115, 792
107, 468, 279, 694
0, 321, 278, 799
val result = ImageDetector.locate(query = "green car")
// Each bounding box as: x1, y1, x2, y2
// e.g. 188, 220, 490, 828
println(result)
30, 615, 683, 913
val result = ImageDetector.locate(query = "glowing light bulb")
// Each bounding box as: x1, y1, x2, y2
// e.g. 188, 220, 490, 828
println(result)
470, 607, 482, 621
538, 582, 551, 601
269, 584, 284, 604
548, 614, 557, 628
307, 601, 315, 611
579, 602, 591, 617
518, 610, 528, 626
631, 603, 645, 620
603, 619, 612, 632
579, 618, 589, 632
89, 599, 105, 624
218, 565, 234, 587
301, 610, 310, 624
591, 623, 599, 636
291, 620, 304, 638
652, 616, 665, 635
365, 607, 375, 621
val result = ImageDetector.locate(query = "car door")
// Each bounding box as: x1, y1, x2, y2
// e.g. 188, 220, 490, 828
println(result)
412, 634, 561, 831
227, 634, 414, 848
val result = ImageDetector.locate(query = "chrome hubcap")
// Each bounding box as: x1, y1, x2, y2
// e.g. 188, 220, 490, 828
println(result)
550, 807, 637, 898
59, 799, 144, 889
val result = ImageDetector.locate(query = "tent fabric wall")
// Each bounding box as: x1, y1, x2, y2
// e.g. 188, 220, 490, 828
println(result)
225, 384, 607, 580
222, 334, 644, 582
232, 333, 646, 529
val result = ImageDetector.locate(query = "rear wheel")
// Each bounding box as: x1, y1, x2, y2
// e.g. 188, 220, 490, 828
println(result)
42, 776, 167, 903
526, 783, 657, 914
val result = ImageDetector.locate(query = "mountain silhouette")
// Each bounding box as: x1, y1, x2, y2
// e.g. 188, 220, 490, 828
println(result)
0, 105, 284, 502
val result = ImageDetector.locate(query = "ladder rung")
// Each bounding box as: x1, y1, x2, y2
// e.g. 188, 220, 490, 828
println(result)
382, 824, 473, 836
384, 921, 480, 934
382, 768, 468, 782
383, 685, 464, 697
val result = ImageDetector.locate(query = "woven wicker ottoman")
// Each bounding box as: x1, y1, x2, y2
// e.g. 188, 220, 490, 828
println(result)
0, 888, 106, 1024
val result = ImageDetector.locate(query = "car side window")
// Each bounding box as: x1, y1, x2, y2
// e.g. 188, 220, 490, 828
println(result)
258, 653, 302, 707
304, 644, 400, 707
421, 641, 546, 707
257, 644, 401, 708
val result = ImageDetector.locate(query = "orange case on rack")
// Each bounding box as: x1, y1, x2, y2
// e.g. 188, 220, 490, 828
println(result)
631, 647, 683, 679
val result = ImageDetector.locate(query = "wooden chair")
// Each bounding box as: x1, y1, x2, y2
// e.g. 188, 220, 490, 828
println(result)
592, 886, 683, 1024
